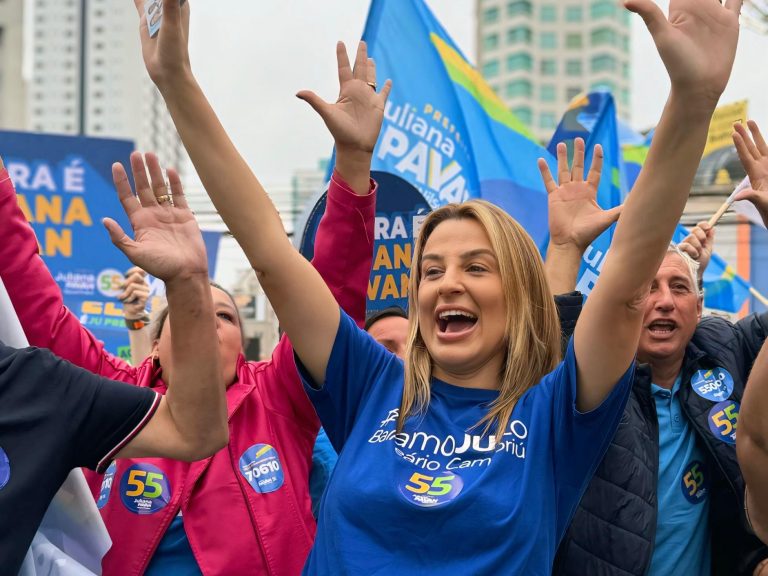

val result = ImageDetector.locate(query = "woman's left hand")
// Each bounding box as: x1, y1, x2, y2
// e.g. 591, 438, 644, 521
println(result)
297, 41, 392, 157
103, 151, 208, 283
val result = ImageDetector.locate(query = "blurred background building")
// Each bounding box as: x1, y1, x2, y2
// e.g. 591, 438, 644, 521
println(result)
476, 0, 631, 141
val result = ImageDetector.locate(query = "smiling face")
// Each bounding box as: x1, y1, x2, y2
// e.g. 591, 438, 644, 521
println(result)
416, 218, 507, 385
154, 286, 243, 387
637, 252, 702, 367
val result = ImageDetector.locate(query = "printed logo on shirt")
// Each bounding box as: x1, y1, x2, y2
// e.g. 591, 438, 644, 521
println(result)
681, 460, 708, 504
239, 444, 284, 494
119, 463, 172, 514
707, 400, 740, 445
97, 461, 117, 509
691, 368, 734, 402
0, 447, 9, 490
369, 407, 528, 472
398, 470, 464, 508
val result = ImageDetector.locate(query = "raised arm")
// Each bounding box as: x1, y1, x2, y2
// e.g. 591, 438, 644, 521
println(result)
738, 339, 768, 545
543, 139, 622, 295
105, 152, 228, 461
299, 44, 385, 328
561, 0, 742, 410
133, 1, 389, 384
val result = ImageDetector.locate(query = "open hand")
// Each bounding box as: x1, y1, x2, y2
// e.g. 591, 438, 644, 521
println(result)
133, 0, 191, 90
538, 138, 622, 253
625, 0, 741, 106
297, 41, 392, 156
103, 151, 208, 282
733, 121, 768, 228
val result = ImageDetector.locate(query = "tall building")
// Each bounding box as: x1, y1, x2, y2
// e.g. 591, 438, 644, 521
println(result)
476, 0, 631, 141
27, 0, 184, 167
0, 0, 26, 130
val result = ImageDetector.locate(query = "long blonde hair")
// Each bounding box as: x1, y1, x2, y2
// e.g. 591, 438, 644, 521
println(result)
398, 200, 561, 437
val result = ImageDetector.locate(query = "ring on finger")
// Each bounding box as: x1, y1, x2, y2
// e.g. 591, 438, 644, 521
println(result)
366, 81, 377, 91
156, 194, 173, 206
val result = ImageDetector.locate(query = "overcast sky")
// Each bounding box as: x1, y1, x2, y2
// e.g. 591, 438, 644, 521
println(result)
186, 0, 768, 189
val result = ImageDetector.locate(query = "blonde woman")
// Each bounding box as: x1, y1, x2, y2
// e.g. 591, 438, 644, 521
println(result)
137, 0, 742, 572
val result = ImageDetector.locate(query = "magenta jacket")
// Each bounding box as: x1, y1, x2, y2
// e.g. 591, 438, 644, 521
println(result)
0, 169, 375, 575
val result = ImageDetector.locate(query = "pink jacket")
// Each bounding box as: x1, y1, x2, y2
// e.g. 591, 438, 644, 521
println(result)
0, 170, 375, 576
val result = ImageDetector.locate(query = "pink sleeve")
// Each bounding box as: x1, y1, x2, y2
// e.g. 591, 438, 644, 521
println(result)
312, 169, 376, 328
0, 170, 135, 381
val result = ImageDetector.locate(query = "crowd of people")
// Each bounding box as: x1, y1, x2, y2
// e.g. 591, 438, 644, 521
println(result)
2, 0, 768, 574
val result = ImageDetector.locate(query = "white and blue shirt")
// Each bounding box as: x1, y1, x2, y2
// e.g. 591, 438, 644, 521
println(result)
298, 311, 634, 575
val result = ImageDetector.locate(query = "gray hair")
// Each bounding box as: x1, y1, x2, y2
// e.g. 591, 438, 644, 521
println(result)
666, 243, 703, 296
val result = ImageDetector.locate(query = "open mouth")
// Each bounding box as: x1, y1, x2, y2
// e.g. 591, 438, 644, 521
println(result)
436, 309, 478, 335
648, 319, 677, 336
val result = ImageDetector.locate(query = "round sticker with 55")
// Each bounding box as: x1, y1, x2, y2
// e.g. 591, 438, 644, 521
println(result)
398, 471, 463, 508
120, 463, 172, 514
707, 400, 740, 445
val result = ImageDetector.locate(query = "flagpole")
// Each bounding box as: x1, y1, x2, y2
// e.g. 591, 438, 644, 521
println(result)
706, 176, 751, 227
750, 286, 768, 307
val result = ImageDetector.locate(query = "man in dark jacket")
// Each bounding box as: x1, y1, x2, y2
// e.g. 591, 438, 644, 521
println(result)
545, 127, 768, 575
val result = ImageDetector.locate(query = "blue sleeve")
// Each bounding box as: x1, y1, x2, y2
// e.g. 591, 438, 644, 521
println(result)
296, 309, 398, 452
546, 337, 634, 541
309, 427, 338, 519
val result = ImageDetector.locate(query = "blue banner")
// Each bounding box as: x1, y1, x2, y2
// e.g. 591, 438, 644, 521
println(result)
1, 131, 137, 358
2, 132, 224, 359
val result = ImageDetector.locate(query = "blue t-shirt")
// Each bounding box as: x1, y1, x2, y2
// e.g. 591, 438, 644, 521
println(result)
144, 515, 202, 575
309, 427, 339, 518
649, 376, 711, 576
298, 311, 634, 575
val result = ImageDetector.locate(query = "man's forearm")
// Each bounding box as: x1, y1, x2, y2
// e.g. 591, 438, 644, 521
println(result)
545, 244, 582, 295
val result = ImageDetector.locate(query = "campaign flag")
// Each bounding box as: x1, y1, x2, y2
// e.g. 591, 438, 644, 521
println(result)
299, 0, 556, 314
547, 91, 627, 295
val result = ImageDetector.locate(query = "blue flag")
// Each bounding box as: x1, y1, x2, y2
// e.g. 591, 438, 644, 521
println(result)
301, 0, 558, 314
363, 0, 555, 248
546, 96, 752, 312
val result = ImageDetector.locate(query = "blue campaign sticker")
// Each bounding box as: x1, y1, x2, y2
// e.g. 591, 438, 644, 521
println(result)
680, 460, 708, 505
0, 447, 9, 490
97, 461, 117, 509
691, 368, 734, 402
239, 444, 284, 494
119, 463, 172, 514
707, 400, 740, 445
398, 470, 464, 508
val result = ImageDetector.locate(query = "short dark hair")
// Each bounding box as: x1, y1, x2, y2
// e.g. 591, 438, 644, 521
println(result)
364, 306, 408, 332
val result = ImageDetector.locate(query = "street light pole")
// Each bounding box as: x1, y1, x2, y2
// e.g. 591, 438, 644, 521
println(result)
78, 0, 87, 135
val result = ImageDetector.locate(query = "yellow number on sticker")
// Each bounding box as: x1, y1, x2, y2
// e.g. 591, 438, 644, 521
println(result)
405, 473, 432, 494
125, 470, 146, 497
